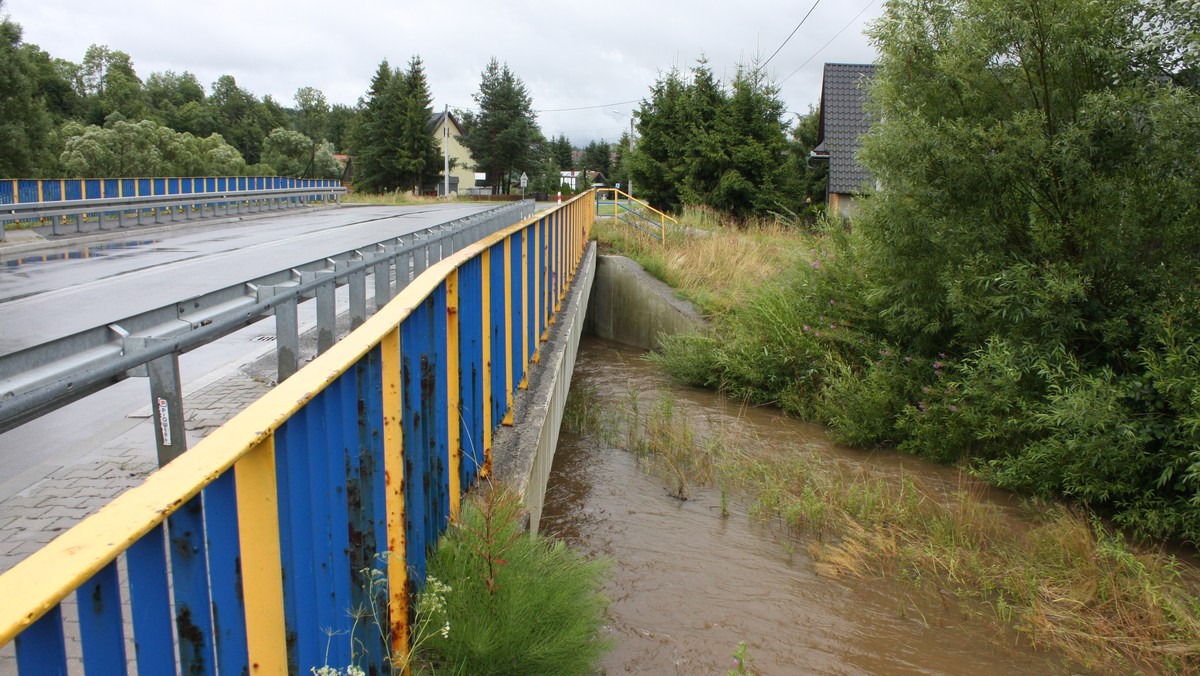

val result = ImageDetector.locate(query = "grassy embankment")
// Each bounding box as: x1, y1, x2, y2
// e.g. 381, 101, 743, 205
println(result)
586, 209, 1200, 674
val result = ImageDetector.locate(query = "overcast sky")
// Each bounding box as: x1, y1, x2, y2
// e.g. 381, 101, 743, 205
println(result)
6, 0, 883, 145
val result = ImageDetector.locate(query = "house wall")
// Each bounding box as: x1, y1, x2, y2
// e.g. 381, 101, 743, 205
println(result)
433, 117, 475, 196
830, 192, 863, 220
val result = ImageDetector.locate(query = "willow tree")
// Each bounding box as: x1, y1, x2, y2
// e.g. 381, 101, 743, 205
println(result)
855, 0, 1200, 538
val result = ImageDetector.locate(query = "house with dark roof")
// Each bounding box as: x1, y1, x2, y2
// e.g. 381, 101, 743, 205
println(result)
430, 109, 476, 196
809, 63, 877, 218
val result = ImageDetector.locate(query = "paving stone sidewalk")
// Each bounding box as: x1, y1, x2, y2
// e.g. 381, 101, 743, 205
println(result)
0, 371, 272, 576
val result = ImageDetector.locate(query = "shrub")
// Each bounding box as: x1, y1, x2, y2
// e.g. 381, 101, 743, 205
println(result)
413, 486, 611, 675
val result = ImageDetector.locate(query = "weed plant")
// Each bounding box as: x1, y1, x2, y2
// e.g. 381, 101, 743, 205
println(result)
412, 485, 611, 675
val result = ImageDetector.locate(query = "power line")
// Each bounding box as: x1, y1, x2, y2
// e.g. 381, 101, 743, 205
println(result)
761, 0, 823, 69
536, 99, 641, 113
448, 98, 643, 115
780, 0, 879, 85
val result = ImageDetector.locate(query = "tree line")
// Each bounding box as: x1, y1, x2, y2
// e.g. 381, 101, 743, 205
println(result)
1, 0, 823, 218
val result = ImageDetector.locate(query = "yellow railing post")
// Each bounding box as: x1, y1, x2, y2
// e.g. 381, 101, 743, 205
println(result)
381, 326, 409, 667
234, 437, 288, 673
446, 270, 462, 520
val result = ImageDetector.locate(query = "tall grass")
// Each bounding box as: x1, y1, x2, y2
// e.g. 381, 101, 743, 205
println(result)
603, 386, 1200, 672
593, 208, 811, 315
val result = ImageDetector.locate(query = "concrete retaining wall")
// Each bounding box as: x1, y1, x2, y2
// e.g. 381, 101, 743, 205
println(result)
584, 255, 703, 350
492, 243, 597, 534
494, 251, 705, 532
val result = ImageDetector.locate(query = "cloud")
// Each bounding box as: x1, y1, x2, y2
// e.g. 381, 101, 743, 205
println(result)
6, 0, 881, 143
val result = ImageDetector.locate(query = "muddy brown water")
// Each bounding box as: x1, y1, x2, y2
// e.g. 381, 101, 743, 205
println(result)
540, 338, 1069, 675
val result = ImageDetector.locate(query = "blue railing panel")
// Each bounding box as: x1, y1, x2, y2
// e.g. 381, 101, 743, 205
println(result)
204, 471, 250, 674
15, 605, 67, 676
168, 496, 217, 674
459, 257, 485, 486
17, 180, 40, 203
351, 346, 390, 673
509, 231, 525, 389
489, 241, 509, 425
77, 561, 127, 672
127, 523, 175, 674
275, 412, 319, 673
304, 394, 337, 649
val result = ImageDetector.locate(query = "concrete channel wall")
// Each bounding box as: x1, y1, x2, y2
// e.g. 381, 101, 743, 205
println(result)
496, 252, 704, 532
584, 255, 704, 351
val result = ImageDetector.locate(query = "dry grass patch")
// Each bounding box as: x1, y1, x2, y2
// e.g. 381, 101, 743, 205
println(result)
593, 205, 814, 314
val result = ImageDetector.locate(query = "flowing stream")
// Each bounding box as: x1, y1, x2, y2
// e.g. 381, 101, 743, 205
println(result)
540, 338, 1071, 675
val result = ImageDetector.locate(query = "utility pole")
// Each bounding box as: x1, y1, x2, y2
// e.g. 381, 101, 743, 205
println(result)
443, 104, 451, 198
612, 110, 635, 199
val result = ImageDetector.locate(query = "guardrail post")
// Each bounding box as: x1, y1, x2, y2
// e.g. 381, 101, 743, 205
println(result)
349, 266, 367, 330
316, 272, 337, 354
373, 253, 393, 310
146, 347, 188, 466
276, 297, 300, 382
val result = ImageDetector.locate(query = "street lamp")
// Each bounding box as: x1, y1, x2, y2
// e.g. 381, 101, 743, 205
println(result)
611, 110, 635, 199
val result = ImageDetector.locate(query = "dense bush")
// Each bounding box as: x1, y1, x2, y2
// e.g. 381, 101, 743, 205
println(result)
656, 0, 1200, 542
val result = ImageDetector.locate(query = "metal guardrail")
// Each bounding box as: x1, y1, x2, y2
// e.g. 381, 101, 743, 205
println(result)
595, 187, 677, 240
0, 190, 597, 674
0, 201, 534, 467
0, 185, 346, 240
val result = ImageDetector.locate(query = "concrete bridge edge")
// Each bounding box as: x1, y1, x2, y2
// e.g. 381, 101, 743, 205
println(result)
491, 242, 597, 534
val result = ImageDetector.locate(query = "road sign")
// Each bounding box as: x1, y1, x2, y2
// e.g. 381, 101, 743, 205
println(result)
519, 172, 528, 188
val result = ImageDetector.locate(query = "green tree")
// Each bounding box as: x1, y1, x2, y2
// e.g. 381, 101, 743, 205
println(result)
461, 58, 540, 193
676, 58, 727, 205
325, 103, 356, 152
580, 140, 611, 181
208, 74, 283, 165
548, 134, 574, 171
710, 64, 792, 218
786, 106, 827, 213
293, 85, 329, 141
629, 67, 688, 210
350, 60, 402, 192
146, 70, 207, 131
260, 127, 340, 178
78, 44, 147, 124
395, 56, 441, 193
851, 0, 1200, 538
0, 3, 53, 177
58, 118, 247, 177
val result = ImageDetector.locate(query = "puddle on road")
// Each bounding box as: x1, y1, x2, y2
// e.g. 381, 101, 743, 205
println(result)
1, 239, 160, 270
541, 338, 1067, 674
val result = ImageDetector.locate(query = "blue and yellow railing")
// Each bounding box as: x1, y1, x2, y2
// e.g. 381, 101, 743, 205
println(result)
0, 191, 596, 674
0, 176, 340, 204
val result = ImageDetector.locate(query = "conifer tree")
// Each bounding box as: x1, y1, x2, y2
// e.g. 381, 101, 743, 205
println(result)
462, 58, 539, 194
396, 56, 440, 194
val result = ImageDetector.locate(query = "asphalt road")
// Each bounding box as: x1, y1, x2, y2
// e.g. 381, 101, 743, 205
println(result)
0, 202, 502, 500
0, 202, 499, 357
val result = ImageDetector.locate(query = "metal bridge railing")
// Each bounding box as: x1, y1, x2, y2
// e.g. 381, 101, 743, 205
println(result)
0, 176, 345, 241
595, 187, 677, 240
0, 191, 597, 674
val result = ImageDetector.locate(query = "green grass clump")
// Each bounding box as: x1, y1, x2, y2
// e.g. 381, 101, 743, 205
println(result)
412, 486, 611, 675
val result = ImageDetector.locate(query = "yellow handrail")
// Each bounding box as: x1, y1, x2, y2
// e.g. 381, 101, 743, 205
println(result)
597, 187, 676, 241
